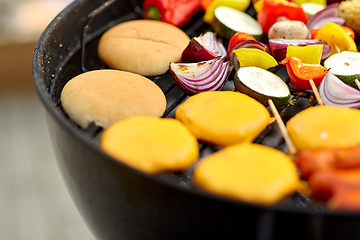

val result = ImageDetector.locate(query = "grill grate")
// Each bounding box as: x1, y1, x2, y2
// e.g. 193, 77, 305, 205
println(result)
62, 0, 325, 211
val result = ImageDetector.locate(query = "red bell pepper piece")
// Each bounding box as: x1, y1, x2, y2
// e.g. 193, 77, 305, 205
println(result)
201, 0, 213, 11
142, 0, 202, 28
226, 32, 256, 59
279, 57, 328, 90
257, 0, 308, 35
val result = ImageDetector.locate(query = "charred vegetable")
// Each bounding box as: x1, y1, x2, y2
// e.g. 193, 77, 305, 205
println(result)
169, 57, 232, 95
181, 32, 227, 63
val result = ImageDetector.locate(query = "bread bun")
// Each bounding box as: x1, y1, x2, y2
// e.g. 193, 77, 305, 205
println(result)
98, 19, 190, 76
61, 69, 167, 128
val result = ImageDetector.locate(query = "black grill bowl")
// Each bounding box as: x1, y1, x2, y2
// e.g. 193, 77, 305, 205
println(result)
33, 0, 360, 239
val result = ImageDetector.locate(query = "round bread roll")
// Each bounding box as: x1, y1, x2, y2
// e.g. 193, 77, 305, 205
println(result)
61, 69, 167, 129
175, 91, 271, 146
98, 19, 190, 76
100, 116, 199, 174
193, 143, 300, 205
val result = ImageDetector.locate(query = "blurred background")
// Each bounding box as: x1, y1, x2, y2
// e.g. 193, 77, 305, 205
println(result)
0, 0, 96, 239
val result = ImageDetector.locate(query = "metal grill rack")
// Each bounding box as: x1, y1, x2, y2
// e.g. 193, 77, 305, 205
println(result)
52, 0, 328, 212
34, 1, 360, 239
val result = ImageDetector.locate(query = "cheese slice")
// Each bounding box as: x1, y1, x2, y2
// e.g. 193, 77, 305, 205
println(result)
193, 143, 300, 205
175, 91, 271, 146
287, 105, 360, 151
100, 116, 199, 174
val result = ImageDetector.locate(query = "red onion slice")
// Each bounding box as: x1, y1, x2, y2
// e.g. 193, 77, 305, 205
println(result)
228, 40, 268, 71
169, 57, 233, 95
319, 72, 360, 108
309, 16, 345, 30
197, 32, 227, 56
306, 3, 345, 38
269, 38, 331, 62
181, 32, 227, 63
307, 3, 338, 26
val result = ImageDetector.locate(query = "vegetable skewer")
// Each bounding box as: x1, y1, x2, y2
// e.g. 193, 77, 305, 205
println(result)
267, 99, 297, 156
355, 79, 360, 89
309, 79, 324, 106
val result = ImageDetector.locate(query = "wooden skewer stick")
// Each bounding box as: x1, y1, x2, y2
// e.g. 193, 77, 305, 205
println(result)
267, 99, 297, 156
355, 79, 360, 90
309, 79, 323, 106
334, 45, 341, 53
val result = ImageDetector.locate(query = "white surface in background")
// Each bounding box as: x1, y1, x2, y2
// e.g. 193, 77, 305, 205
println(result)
0, 0, 74, 44
0, 90, 96, 240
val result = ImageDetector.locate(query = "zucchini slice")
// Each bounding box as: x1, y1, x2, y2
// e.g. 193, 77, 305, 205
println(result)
234, 66, 290, 106
301, 2, 325, 17
324, 51, 360, 88
211, 6, 263, 41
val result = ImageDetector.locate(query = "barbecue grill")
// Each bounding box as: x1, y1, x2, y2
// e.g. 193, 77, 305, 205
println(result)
33, 0, 360, 239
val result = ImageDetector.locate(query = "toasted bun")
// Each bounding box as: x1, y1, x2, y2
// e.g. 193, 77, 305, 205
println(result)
61, 69, 167, 128
100, 116, 199, 174
98, 19, 190, 76
287, 106, 360, 151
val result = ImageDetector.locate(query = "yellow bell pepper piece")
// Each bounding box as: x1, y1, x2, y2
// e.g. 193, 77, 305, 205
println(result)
294, 0, 326, 7
253, 0, 264, 13
193, 143, 300, 205
314, 22, 357, 55
233, 48, 278, 69
203, 0, 251, 24
286, 45, 323, 64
